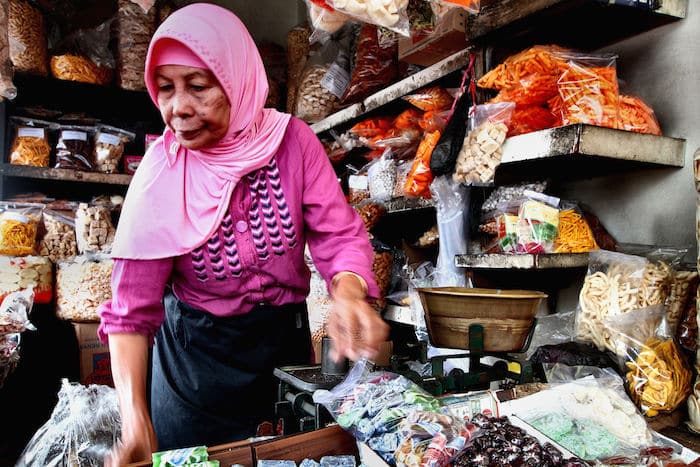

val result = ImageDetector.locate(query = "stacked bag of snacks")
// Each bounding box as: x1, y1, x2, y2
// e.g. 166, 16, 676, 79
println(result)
8, 116, 135, 174
0, 201, 52, 305
478, 45, 663, 137
575, 249, 694, 418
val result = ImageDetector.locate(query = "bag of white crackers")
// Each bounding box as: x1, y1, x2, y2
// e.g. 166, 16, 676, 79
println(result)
453, 102, 514, 186
56, 254, 113, 322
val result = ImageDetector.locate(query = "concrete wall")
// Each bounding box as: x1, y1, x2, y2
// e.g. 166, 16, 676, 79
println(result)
555, 4, 699, 311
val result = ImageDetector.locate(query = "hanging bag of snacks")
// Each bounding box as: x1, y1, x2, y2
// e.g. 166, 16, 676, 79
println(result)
116, 0, 156, 90
8, 0, 48, 76
9, 117, 53, 167
93, 125, 135, 173
0, 201, 43, 256
0, 0, 17, 100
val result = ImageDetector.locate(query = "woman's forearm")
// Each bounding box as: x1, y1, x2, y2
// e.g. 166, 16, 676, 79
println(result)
109, 333, 150, 416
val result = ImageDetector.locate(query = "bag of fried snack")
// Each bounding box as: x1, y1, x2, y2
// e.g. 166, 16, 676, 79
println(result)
605, 306, 692, 417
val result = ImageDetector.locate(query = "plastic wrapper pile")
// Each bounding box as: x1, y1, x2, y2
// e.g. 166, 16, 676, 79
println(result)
313, 358, 478, 466
17, 379, 120, 466
0, 290, 34, 388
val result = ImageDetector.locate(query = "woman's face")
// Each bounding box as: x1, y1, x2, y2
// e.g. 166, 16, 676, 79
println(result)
155, 65, 231, 150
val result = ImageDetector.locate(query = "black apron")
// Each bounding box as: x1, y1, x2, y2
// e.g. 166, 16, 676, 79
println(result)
151, 292, 311, 450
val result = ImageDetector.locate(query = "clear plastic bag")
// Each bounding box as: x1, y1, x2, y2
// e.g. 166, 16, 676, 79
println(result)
0, 0, 17, 100
453, 102, 514, 185
403, 86, 453, 112
605, 307, 692, 417
0, 255, 52, 305
517, 369, 653, 460
392, 158, 412, 198
0, 288, 34, 334
367, 149, 396, 202
328, 0, 410, 36
8, 0, 48, 76
525, 310, 576, 359
50, 19, 115, 85
619, 94, 662, 136
55, 125, 96, 171
40, 207, 78, 263
506, 105, 557, 137
56, 254, 114, 322
341, 24, 398, 105
116, 0, 156, 90
516, 195, 560, 254
0, 201, 43, 256
0, 332, 20, 387
17, 379, 121, 467
405, 130, 441, 198
431, 176, 468, 287
306, 0, 350, 42
313, 358, 477, 466
75, 202, 115, 254
353, 199, 387, 231
576, 250, 648, 352
553, 203, 599, 254
480, 181, 548, 213
9, 117, 54, 167
437, 0, 480, 15
94, 125, 135, 174
552, 52, 620, 129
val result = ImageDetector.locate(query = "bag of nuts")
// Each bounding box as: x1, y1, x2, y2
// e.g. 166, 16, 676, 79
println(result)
39, 208, 78, 264
56, 254, 113, 322
93, 125, 135, 174
75, 203, 115, 254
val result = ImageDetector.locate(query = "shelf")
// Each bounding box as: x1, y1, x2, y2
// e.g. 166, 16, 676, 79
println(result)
494, 124, 685, 182
455, 253, 590, 270
467, 0, 687, 50
384, 197, 435, 213
0, 163, 132, 186
311, 49, 471, 134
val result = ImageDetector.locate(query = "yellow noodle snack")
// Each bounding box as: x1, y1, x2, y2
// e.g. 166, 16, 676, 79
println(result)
50, 54, 113, 85
0, 212, 38, 256
626, 338, 691, 417
553, 209, 598, 253
10, 127, 51, 167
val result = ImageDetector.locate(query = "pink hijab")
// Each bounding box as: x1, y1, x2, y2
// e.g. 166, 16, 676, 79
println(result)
111, 3, 291, 260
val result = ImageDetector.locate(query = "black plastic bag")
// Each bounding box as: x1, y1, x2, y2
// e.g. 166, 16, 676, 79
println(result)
429, 88, 473, 176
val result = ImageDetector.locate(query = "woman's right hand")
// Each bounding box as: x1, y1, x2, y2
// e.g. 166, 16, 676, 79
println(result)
106, 407, 157, 466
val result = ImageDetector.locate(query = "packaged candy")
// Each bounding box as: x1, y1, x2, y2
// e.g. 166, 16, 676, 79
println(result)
152, 445, 208, 466
314, 358, 478, 466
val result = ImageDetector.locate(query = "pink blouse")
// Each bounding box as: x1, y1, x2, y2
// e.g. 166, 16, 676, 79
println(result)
99, 118, 378, 344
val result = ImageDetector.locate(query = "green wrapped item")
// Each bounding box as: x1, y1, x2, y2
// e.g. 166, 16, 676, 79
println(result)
152, 445, 209, 466
529, 413, 619, 460
189, 462, 220, 467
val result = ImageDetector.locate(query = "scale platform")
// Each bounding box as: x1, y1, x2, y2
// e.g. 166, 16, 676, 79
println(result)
273, 365, 345, 393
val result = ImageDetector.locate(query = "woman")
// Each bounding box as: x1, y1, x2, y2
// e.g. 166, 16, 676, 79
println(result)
99, 4, 388, 464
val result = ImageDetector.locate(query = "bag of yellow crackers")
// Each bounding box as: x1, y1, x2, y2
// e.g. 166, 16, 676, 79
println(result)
605, 306, 692, 417
0, 202, 44, 256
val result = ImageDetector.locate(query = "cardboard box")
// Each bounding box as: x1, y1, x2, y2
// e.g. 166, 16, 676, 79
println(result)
73, 322, 113, 387
399, 8, 468, 67
128, 425, 356, 467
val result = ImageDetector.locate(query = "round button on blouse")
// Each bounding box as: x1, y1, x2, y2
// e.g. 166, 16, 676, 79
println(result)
235, 220, 248, 233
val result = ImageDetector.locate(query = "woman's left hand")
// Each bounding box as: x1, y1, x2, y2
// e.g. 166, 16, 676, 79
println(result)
326, 274, 389, 362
